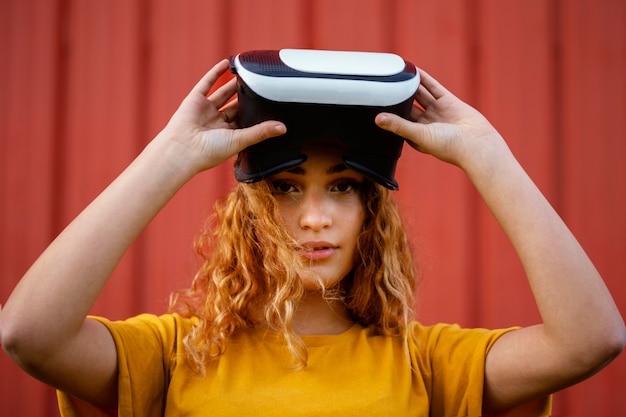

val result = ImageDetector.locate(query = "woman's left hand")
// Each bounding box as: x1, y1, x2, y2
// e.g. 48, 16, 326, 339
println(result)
375, 68, 507, 171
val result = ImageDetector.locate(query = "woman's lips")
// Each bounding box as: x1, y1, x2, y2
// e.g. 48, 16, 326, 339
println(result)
298, 242, 336, 260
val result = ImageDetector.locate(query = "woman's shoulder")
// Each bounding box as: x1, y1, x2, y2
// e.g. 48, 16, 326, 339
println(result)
89, 312, 198, 344
407, 321, 519, 338
405, 320, 519, 369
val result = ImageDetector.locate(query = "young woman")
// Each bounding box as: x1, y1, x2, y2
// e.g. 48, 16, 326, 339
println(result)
1, 58, 624, 416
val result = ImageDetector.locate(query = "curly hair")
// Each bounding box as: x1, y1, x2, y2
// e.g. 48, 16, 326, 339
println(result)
169, 178, 416, 372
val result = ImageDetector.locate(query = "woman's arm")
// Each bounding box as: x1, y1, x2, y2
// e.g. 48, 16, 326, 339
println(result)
376, 68, 626, 412
0, 59, 285, 408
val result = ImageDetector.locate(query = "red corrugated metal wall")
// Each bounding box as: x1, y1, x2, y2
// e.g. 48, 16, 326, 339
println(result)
1, 0, 624, 415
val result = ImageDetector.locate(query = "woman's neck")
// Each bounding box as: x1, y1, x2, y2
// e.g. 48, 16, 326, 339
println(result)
290, 291, 354, 336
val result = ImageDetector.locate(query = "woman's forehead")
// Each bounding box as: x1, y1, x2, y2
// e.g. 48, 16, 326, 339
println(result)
294, 142, 349, 171
276, 145, 365, 179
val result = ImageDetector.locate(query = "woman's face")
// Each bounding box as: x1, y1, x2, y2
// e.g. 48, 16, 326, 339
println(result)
268, 145, 366, 291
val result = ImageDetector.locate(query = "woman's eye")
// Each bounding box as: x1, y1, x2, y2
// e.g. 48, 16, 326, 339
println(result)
331, 181, 359, 193
271, 181, 297, 194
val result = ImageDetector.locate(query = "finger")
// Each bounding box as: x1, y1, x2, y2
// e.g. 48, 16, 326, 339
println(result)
220, 98, 239, 127
208, 77, 237, 110
191, 59, 230, 97
231, 120, 287, 150
376, 113, 424, 141
409, 101, 425, 122
417, 68, 452, 100
415, 84, 435, 110
376, 113, 430, 154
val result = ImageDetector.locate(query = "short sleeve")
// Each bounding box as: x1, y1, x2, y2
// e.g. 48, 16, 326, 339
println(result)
57, 313, 193, 417
409, 322, 551, 417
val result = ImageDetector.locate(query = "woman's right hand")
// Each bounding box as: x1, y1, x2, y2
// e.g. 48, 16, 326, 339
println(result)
158, 59, 286, 174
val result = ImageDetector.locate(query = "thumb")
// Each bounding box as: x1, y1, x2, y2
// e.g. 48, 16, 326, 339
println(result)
231, 121, 287, 151
375, 113, 429, 152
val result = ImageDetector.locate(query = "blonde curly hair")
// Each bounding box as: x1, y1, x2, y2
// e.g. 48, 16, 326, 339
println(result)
170, 177, 416, 372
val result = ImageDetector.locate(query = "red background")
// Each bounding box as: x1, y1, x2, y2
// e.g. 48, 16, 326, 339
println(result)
1, 0, 625, 415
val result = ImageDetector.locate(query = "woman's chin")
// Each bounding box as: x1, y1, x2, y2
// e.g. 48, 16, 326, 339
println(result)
300, 271, 345, 292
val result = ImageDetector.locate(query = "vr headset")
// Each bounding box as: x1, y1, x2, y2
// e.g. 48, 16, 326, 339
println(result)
229, 49, 419, 190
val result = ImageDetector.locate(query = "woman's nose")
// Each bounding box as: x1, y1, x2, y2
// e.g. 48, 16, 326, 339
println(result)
299, 192, 332, 231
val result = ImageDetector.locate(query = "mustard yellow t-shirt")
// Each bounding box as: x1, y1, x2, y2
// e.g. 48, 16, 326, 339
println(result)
57, 313, 550, 417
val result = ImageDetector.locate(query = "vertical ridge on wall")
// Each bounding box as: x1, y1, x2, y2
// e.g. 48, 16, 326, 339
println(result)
457, 0, 486, 328
474, 0, 558, 330
50, 0, 71, 246
0, 0, 67, 414
556, 1, 626, 414
549, 0, 566, 214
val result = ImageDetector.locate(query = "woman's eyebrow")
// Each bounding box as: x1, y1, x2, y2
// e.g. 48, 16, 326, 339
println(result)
285, 166, 305, 175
